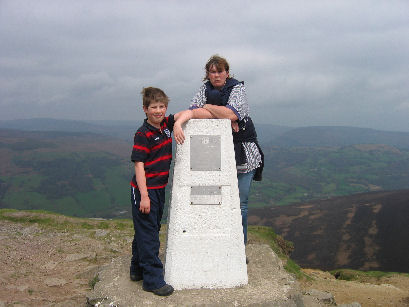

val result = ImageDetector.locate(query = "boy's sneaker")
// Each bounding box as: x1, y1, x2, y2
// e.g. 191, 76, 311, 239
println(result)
144, 284, 174, 296
130, 272, 143, 281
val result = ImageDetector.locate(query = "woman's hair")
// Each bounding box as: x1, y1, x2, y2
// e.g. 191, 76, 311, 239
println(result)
203, 55, 230, 81
141, 87, 169, 109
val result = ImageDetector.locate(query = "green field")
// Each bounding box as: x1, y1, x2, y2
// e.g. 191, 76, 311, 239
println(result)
3, 130, 409, 218
1, 151, 132, 218
249, 145, 409, 207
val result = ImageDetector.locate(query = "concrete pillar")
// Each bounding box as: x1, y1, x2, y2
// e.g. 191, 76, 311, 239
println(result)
164, 119, 248, 290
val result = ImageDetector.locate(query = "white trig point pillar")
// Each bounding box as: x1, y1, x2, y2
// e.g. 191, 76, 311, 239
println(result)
164, 119, 248, 290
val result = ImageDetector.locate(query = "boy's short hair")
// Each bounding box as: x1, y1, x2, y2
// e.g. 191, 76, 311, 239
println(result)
204, 54, 230, 81
141, 87, 169, 108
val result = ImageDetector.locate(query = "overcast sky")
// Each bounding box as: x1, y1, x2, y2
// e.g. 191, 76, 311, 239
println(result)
1, 0, 409, 131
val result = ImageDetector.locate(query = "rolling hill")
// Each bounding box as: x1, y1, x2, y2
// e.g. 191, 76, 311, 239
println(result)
4, 118, 409, 148
0, 118, 139, 141
2, 119, 409, 218
272, 126, 409, 148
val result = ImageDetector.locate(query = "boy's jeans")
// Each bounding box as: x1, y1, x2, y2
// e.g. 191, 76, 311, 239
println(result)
131, 187, 166, 290
237, 170, 255, 244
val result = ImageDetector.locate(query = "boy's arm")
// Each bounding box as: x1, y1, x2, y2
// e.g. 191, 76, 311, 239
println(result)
173, 108, 216, 144
173, 108, 215, 123
134, 161, 150, 214
173, 110, 191, 145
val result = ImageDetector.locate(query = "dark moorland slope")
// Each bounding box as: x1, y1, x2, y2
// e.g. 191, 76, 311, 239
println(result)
249, 189, 409, 273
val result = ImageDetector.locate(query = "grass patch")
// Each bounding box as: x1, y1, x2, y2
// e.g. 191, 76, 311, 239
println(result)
113, 220, 131, 230
248, 225, 310, 279
331, 269, 409, 282
98, 221, 110, 229
88, 274, 100, 289
0, 209, 133, 234
248, 225, 293, 258
284, 259, 305, 279
80, 222, 95, 230
0, 209, 55, 226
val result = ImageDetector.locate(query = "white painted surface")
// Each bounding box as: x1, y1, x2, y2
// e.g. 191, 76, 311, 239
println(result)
164, 119, 248, 290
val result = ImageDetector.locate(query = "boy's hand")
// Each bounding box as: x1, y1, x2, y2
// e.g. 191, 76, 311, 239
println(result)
174, 123, 185, 145
139, 196, 151, 214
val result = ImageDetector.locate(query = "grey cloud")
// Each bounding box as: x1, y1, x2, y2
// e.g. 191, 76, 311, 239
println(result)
0, 0, 408, 131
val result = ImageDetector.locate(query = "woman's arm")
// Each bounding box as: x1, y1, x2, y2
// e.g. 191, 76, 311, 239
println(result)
202, 104, 238, 121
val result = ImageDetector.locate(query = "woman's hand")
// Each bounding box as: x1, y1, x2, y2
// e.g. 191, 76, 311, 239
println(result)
174, 123, 185, 144
231, 121, 239, 132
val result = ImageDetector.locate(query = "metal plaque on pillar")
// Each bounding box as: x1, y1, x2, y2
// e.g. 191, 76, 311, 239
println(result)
190, 135, 221, 171
190, 185, 222, 205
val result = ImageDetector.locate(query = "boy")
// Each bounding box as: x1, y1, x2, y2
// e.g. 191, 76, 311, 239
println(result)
130, 87, 189, 296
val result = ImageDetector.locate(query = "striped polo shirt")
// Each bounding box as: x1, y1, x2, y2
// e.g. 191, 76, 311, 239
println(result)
130, 115, 175, 189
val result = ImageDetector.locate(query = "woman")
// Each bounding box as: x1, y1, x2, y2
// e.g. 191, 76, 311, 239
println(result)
175, 55, 264, 246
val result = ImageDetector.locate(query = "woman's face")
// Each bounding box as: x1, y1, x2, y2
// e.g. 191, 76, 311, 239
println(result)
208, 64, 229, 89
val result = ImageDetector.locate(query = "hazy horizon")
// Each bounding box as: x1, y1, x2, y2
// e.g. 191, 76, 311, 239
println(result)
1, 1, 408, 132
2, 116, 409, 134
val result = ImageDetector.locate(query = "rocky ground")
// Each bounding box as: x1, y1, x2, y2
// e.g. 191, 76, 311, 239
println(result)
0, 210, 408, 306
299, 269, 409, 307
88, 244, 304, 307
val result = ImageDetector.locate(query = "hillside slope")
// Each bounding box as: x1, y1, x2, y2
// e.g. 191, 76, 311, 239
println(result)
249, 189, 409, 273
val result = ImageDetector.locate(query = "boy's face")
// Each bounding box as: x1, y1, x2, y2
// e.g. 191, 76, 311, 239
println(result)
143, 100, 167, 129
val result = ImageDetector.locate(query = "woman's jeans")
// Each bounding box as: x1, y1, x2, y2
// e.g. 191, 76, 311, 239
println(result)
237, 170, 255, 244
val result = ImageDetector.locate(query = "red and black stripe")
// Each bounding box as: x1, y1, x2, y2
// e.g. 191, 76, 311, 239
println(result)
130, 115, 175, 189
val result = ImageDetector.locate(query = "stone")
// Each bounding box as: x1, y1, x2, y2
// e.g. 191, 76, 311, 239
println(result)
164, 119, 247, 290
16, 285, 29, 292
76, 265, 100, 280
65, 252, 96, 262
338, 303, 361, 307
45, 277, 67, 287
95, 229, 109, 237
305, 289, 336, 305
42, 261, 58, 270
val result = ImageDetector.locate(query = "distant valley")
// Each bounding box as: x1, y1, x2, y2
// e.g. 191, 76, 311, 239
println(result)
250, 143, 409, 207
1, 118, 409, 219
0, 129, 132, 218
